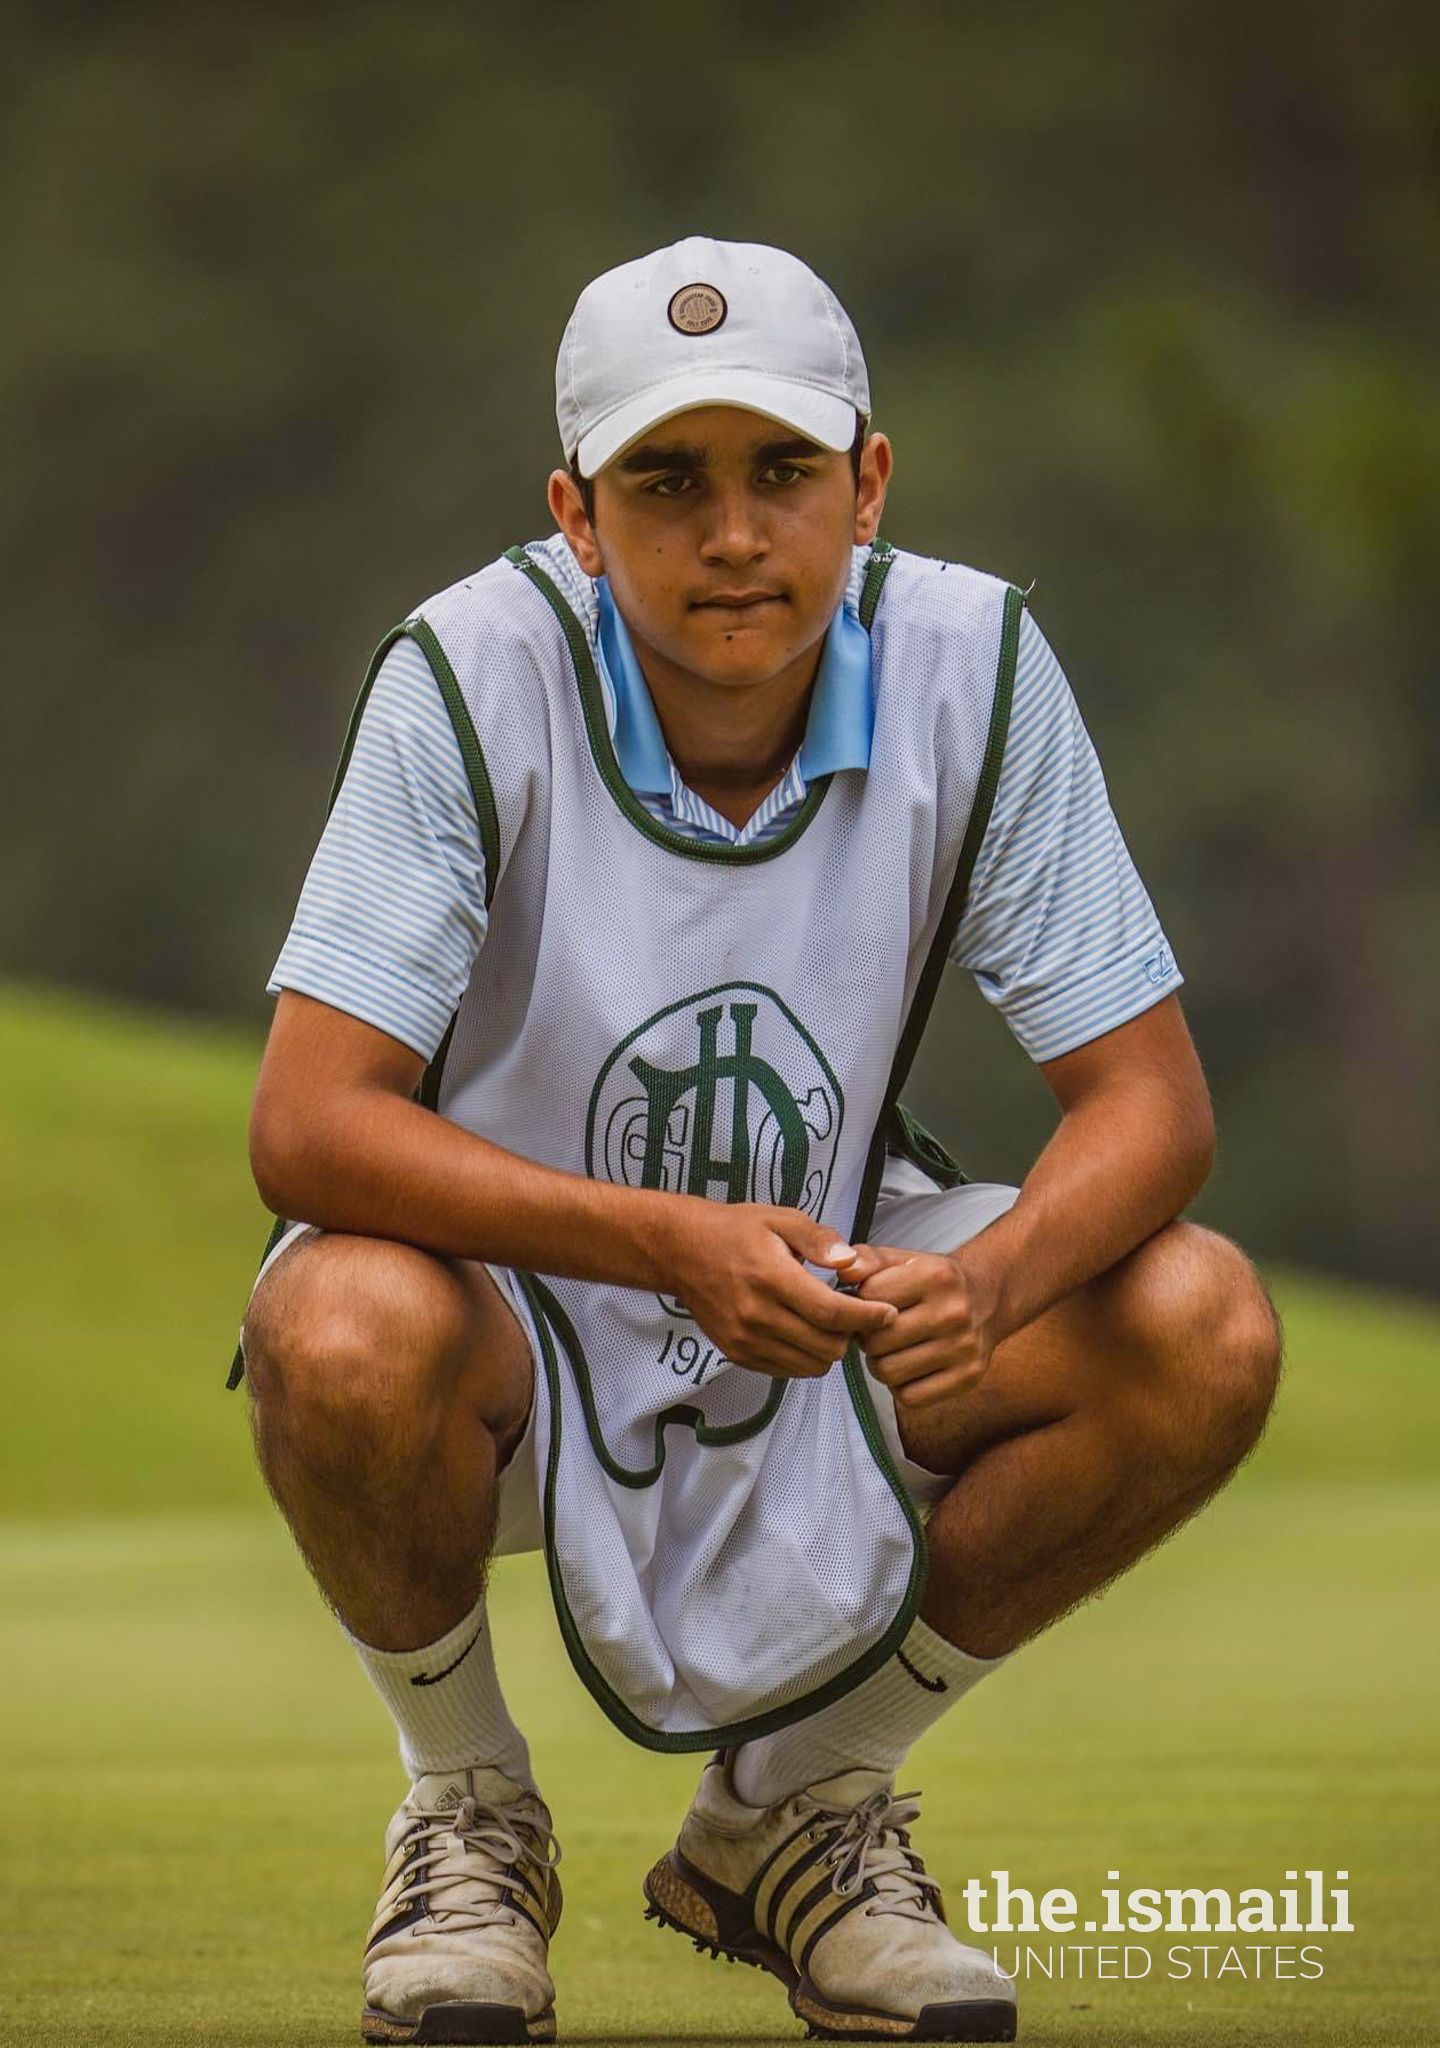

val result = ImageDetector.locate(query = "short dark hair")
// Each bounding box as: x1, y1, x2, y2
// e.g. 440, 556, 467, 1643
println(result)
568, 412, 870, 524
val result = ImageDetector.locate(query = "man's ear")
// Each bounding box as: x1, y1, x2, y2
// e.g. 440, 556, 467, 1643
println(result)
548, 469, 603, 578
852, 432, 893, 546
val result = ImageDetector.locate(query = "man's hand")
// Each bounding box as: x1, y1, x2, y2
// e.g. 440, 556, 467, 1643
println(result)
657, 1203, 899, 1380
850, 1246, 1002, 1409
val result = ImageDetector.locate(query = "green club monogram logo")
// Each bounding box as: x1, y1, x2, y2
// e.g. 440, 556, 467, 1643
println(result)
587, 982, 844, 1235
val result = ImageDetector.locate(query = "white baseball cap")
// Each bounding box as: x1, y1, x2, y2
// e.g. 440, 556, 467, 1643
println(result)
556, 235, 871, 479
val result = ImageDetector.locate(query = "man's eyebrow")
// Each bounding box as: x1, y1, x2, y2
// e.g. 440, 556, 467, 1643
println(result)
616, 440, 710, 474
753, 436, 827, 462
614, 433, 831, 476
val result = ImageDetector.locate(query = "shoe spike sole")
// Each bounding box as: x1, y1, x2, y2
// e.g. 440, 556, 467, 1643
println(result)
642, 1898, 767, 1972
642, 1879, 1016, 2042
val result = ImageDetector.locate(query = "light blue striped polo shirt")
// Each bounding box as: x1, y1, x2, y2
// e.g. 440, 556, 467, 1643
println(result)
268, 558, 1182, 1065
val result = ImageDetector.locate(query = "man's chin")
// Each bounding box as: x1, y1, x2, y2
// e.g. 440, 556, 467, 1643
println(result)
673, 633, 798, 690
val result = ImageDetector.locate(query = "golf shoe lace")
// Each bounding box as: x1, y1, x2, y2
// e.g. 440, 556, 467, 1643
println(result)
808, 1786, 943, 1922
407, 1791, 561, 1932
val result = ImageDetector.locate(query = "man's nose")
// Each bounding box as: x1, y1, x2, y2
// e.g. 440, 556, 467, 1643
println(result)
697, 484, 769, 565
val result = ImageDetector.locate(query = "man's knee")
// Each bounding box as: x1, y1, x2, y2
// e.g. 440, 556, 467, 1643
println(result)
241, 1232, 472, 1448
1113, 1222, 1283, 1482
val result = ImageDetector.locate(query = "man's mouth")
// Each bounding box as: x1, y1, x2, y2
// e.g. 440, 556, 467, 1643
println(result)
690, 591, 787, 612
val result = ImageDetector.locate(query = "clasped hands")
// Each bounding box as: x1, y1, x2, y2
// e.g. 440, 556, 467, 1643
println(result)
660, 1200, 1001, 1410
834, 1234, 1001, 1409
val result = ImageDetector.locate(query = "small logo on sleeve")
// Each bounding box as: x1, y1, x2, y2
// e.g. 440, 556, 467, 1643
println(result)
1143, 946, 1174, 986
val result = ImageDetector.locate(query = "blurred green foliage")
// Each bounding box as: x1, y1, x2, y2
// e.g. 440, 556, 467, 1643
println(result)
2, 4, 1437, 1290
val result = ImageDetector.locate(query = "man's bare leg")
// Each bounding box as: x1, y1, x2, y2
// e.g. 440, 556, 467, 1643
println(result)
240, 1228, 534, 1649
729, 1218, 1282, 1805
242, 1231, 562, 2038
905, 1218, 1284, 1656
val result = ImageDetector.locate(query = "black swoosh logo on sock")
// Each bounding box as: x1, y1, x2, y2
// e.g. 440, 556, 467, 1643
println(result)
410, 1622, 484, 1687
897, 1647, 948, 1694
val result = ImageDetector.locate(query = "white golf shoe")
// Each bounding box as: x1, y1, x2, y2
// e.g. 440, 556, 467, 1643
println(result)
644, 1754, 1016, 2041
361, 1765, 561, 2045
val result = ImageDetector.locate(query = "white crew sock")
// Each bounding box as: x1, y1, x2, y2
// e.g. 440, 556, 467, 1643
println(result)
345, 1587, 534, 1789
732, 1615, 1009, 1807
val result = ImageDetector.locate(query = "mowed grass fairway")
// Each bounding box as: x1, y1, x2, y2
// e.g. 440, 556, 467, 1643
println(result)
2, 982, 1438, 2048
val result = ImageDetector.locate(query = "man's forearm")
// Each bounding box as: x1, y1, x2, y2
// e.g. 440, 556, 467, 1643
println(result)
955, 1072, 1215, 1347
254, 1081, 692, 1293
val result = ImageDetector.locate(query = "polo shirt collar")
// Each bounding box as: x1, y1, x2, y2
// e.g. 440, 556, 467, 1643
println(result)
595, 576, 873, 797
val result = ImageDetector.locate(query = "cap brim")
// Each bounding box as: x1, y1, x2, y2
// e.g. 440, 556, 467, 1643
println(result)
575, 370, 859, 478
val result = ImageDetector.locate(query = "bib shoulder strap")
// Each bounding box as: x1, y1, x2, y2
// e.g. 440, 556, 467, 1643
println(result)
850, 578, 1024, 1240
858, 537, 895, 631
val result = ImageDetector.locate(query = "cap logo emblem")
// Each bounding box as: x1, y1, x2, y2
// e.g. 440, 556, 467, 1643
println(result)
668, 283, 727, 335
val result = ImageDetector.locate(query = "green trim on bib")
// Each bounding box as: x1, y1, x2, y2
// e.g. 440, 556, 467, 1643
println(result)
858, 536, 894, 631
325, 623, 408, 812
506, 543, 863, 866
518, 1272, 926, 1752
405, 620, 502, 908
224, 619, 503, 1391
399, 621, 502, 1114
888, 1102, 969, 1190
526, 1276, 785, 1484
849, 581, 1022, 1243
417, 1014, 458, 1115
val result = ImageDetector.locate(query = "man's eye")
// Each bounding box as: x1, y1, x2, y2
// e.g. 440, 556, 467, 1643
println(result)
646, 474, 695, 497
761, 462, 808, 486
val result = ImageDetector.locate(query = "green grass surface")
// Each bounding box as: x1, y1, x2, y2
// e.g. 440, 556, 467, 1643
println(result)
2, 980, 1438, 2046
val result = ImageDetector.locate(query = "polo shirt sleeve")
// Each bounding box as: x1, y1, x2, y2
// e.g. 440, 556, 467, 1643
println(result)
266, 636, 488, 1061
949, 608, 1183, 1061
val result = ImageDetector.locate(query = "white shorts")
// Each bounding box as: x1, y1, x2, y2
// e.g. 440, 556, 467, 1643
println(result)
244, 1156, 1020, 1559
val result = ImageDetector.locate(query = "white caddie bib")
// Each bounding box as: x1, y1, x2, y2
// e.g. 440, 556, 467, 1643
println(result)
231, 534, 1020, 1752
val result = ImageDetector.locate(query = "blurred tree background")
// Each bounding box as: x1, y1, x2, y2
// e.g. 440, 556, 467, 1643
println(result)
2, 1, 1436, 1293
